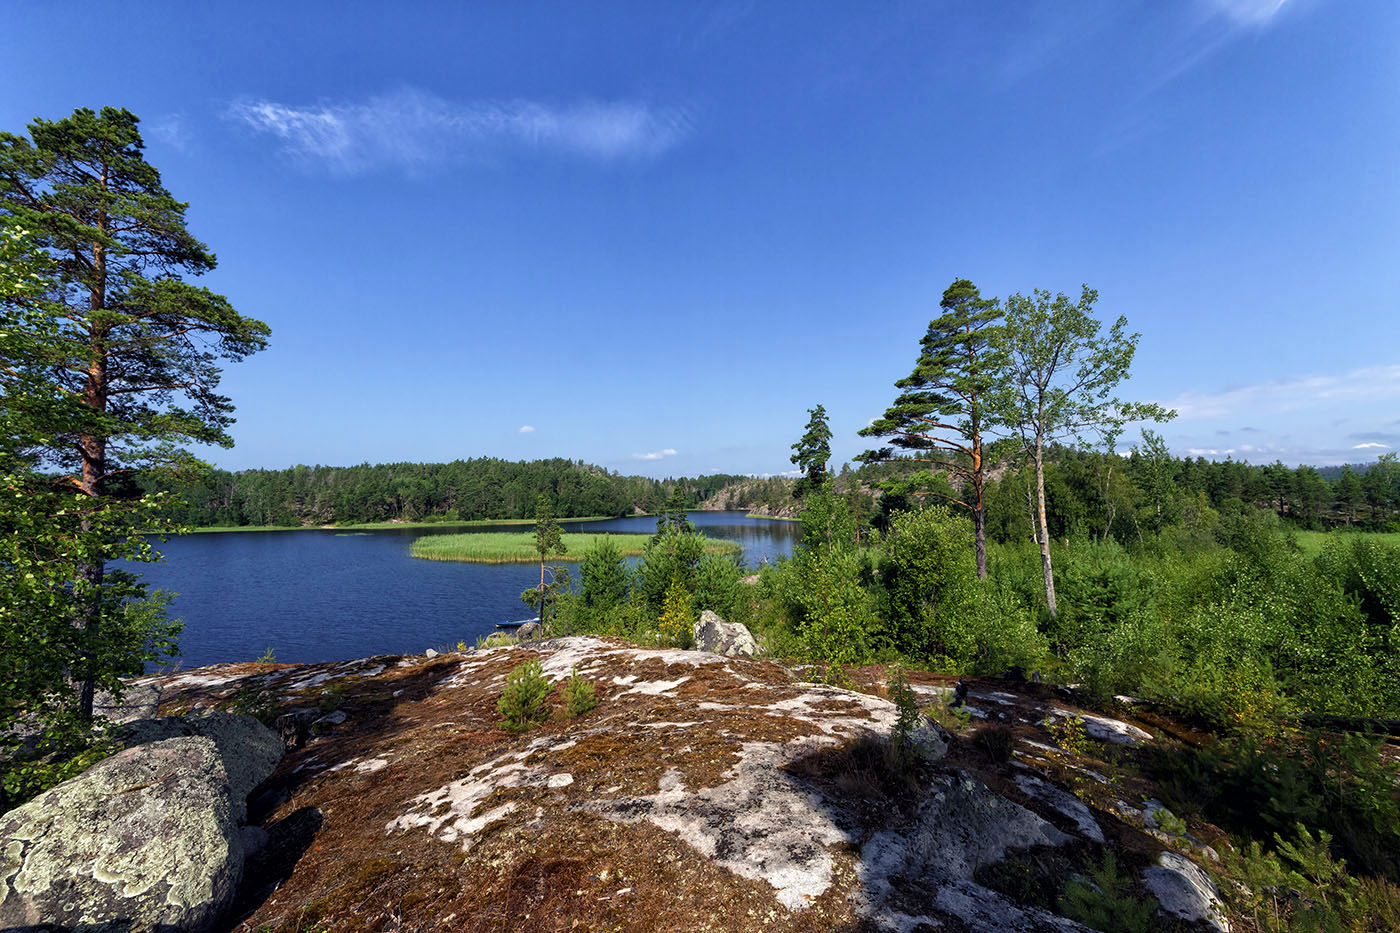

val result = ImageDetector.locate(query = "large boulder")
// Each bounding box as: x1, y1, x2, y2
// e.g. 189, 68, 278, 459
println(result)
94, 683, 162, 726
0, 711, 283, 932
1, 737, 242, 932
515, 621, 543, 642
692, 610, 759, 657
118, 709, 284, 823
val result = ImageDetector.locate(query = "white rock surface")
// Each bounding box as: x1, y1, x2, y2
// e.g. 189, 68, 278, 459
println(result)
1143, 851, 1231, 932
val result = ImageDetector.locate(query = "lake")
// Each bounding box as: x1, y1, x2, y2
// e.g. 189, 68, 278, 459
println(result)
131, 511, 797, 669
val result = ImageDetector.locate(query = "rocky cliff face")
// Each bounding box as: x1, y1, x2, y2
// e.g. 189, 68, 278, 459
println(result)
11, 637, 1226, 932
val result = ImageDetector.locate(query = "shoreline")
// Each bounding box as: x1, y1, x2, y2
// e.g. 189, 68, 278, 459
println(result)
188, 515, 619, 534
189, 509, 797, 534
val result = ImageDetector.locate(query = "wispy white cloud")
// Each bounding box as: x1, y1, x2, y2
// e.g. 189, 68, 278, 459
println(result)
1202, 0, 1290, 27
147, 114, 191, 153
1353, 442, 1388, 450
518, 425, 535, 434
227, 88, 691, 174
632, 448, 678, 462
1164, 365, 1400, 421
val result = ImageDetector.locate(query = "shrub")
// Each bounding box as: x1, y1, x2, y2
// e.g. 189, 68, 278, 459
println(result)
975, 724, 1017, 765
692, 552, 744, 620
792, 548, 878, 665
229, 686, 281, 726
658, 580, 694, 647
1057, 851, 1159, 933
562, 667, 597, 718
634, 530, 704, 612
1227, 825, 1400, 933
497, 659, 551, 732
579, 536, 629, 614
1146, 730, 1400, 883
886, 665, 921, 767
0, 721, 114, 811
878, 506, 978, 663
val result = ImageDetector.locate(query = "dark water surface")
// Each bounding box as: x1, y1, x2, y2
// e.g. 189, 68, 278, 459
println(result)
131, 512, 796, 669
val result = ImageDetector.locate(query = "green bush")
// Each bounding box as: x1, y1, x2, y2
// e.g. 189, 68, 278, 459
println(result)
1227, 825, 1400, 933
497, 659, 551, 732
878, 507, 978, 662
1148, 730, 1400, 884
579, 536, 629, 614
692, 552, 744, 620
1057, 851, 1160, 933
792, 548, 878, 665
634, 530, 704, 612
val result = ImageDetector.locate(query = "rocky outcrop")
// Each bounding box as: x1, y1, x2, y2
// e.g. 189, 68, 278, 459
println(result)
43, 639, 1231, 932
692, 610, 759, 657
1144, 851, 1232, 931
0, 711, 282, 932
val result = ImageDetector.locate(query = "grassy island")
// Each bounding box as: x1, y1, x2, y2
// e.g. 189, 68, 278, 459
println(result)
408, 531, 742, 564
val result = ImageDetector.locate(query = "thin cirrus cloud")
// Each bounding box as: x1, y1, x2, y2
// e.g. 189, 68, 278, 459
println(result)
1162, 364, 1400, 421
632, 448, 678, 462
1203, 0, 1290, 27
227, 88, 692, 174
518, 425, 536, 434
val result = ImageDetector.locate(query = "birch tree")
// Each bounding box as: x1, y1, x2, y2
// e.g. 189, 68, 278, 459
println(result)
991, 285, 1170, 615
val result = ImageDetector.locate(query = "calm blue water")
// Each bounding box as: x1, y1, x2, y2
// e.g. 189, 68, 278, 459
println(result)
130, 512, 796, 669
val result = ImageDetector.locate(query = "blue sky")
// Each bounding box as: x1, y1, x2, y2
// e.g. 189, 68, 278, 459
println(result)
3, 0, 1397, 476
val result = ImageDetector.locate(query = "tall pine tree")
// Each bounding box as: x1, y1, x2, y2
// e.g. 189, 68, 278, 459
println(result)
859, 279, 1004, 578
0, 107, 270, 717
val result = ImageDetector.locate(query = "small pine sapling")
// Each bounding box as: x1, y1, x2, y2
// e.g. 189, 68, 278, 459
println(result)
888, 665, 922, 769
497, 659, 551, 732
563, 667, 597, 718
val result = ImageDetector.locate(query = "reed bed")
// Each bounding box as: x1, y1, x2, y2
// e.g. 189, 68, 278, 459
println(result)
409, 531, 742, 564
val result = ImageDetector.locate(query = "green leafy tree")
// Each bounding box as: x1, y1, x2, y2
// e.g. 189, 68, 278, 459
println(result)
790, 403, 832, 500
859, 279, 1004, 578
530, 494, 566, 622
879, 506, 979, 662
0, 107, 270, 718
989, 285, 1170, 616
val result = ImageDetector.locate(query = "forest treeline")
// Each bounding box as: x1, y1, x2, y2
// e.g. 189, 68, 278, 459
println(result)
140, 449, 1400, 533
135, 458, 790, 527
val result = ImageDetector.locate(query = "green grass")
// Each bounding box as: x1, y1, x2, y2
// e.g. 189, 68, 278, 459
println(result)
746, 512, 798, 521
190, 516, 616, 533
409, 531, 742, 564
1294, 529, 1400, 558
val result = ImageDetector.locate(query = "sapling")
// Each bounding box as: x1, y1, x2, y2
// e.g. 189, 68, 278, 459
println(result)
497, 659, 551, 732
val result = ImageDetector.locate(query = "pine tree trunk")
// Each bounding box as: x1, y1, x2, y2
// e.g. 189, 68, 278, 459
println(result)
973, 504, 987, 580
1034, 440, 1057, 617
75, 221, 109, 722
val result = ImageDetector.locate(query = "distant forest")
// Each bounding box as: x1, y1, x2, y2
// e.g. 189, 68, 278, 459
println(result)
135, 458, 793, 527
137, 451, 1400, 533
